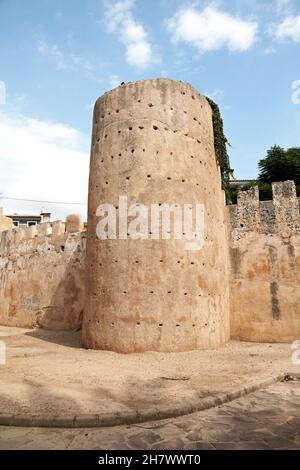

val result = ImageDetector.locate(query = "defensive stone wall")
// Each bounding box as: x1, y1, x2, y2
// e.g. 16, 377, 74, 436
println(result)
228, 181, 300, 342
0, 217, 86, 329
0, 79, 299, 350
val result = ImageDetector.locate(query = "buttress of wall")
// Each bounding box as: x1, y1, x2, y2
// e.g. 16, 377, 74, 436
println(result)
0, 221, 86, 330
227, 181, 300, 343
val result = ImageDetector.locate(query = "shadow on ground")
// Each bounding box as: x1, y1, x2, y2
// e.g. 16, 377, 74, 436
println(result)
25, 329, 82, 349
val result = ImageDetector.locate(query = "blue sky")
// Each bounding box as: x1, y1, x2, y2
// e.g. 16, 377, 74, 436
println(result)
0, 0, 300, 219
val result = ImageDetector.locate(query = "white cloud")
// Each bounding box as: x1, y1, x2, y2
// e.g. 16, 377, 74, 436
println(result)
109, 74, 121, 88
271, 14, 300, 42
0, 111, 89, 221
37, 40, 97, 78
104, 1, 155, 68
38, 40, 67, 70
276, 0, 294, 15
205, 89, 231, 110
70, 54, 95, 73
263, 46, 276, 55
13, 93, 29, 105
104, 0, 135, 32
85, 102, 94, 111
121, 20, 147, 43
166, 6, 258, 53
126, 41, 152, 67
25, 117, 81, 145
205, 89, 225, 100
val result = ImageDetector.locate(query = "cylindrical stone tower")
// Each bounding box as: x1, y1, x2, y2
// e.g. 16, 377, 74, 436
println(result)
83, 78, 230, 352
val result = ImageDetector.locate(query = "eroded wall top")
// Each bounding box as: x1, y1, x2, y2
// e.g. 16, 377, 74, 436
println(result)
228, 181, 300, 238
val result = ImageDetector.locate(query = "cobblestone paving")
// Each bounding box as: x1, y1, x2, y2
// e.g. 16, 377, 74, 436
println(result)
0, 381, 299, 450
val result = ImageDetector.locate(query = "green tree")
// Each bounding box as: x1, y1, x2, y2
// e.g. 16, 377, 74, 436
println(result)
258, 145, 300, 185
226, 145, 300, 205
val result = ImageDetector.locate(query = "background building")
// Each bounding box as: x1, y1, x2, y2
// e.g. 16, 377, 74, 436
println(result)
6, 212, 51, 229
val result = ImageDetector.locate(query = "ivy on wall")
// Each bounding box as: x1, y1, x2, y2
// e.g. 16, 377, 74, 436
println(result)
205, 96, 231, 192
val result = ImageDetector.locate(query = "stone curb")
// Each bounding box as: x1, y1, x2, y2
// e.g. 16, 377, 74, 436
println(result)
0, 372, 294, 429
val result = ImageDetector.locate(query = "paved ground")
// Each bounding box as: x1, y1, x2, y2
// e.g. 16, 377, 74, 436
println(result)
0, 381, 299, 450
0, 326, 298, 421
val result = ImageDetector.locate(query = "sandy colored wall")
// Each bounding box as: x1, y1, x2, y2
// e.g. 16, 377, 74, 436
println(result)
1, 79, 298, 347
83, 78, 230, 353
0, 208, 13, 233
228, 181, 300, 343
0, 222, 86, 330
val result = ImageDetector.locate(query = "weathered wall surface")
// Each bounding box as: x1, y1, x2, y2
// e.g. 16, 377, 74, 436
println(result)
1, 78, 298, 348
228, 181, 300, 343
0, 222, 86, 330
83, 78, 230, 353
0, 208, 13, 233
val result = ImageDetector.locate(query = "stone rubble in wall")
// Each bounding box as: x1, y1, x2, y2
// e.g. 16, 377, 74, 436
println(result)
0, 215, 85, 258
230, 181, 300, 238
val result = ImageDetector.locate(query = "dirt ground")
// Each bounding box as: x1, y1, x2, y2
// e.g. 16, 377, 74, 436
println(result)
0, 326, 298, 418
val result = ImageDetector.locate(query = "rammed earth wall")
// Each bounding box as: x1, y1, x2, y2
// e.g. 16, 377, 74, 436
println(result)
0, 221, 86, 330
0, 79, 299, 349
227, 181, 300, 342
